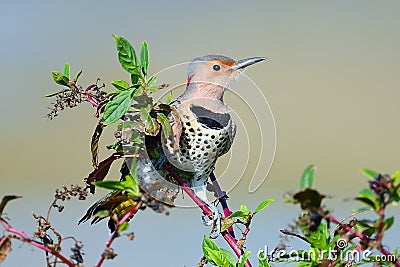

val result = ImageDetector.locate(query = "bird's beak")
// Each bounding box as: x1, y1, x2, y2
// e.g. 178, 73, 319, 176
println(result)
230, 57, 266, 71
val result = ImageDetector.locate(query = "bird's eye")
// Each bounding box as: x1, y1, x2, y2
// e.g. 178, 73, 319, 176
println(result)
213, 64, 221, 71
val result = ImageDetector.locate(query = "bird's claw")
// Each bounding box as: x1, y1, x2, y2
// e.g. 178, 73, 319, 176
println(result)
201, 203, 221, 238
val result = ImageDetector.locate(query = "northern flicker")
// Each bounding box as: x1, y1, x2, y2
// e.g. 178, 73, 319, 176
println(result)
79, 55, 265, 230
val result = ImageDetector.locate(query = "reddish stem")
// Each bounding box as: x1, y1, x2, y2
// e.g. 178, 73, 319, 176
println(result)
0, 219, 74, 267
164, 164, 252, 267
84, 84, 99, 108
95, 200, 143, 267
329, 214, 400, 267
73, 83, 98, 108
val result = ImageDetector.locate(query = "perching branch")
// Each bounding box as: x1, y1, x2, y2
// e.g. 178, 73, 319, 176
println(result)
0, 219, 75, 267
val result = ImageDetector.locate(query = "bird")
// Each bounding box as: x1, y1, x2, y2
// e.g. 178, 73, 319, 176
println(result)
79, 55, 265, 231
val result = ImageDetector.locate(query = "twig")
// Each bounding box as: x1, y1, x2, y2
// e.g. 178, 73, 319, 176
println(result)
0, 219, 74, 267
329, 214, 400, 267
95, 199, 144, 267
279, 229, 311, 244
210, 171, 235, 238
164, 164, 252, 267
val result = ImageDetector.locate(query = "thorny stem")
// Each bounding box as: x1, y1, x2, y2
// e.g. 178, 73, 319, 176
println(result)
210, 171, 235, 238
164, 164, 252, 267
329, 214, 400, 267
0, 219, 75, 267
95, 199, 144, 267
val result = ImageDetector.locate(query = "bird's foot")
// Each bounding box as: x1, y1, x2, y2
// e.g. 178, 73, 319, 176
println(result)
201, 202, 221, 238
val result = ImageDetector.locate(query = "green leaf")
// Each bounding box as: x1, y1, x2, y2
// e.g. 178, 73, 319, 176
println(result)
111, 80, 130, 91
258, 251, 271, 267
382, 216, 394, 231
204, 247, 232, 267
392, 170, 400, 185
227, 210, 247, 219
220, 248, 236, 267
306, 222, 328, 249
300, 164, 316, 189
140, 41, 149, 76
157, 113, 171, 138
75, 70, 82, 81
237, 251, 251, 267
147, 75, 157, 87
131, 74, 139, 85
45, 89, 68, 98
92, 180, 126, 191
102, 89, 134, 125
52, 71, 70, 87
118, 221, 130, 232
166, 91, 173, 104
63, 62, 70, 79
221, 218, 234, 232
0, 195, 21, 216
253, 199, 274, 215
202, 236, 220, 265
361, 168, 378, 179
240, 204, 250, 214
122, 174, 140, 197
112, 34, 140, 75
356, 188, 378, 210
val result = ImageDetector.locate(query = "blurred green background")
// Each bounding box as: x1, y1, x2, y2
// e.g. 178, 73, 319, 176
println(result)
1, 1, 399, 266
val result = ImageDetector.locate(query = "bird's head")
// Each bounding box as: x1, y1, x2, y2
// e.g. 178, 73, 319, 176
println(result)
181, 55, 265, 101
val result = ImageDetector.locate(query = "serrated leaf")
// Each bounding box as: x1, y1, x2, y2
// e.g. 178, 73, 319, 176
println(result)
102, 89, 134, 125
52, 71, 70, 87
140, 41, 149, 76
111, 80, 130, 91
253, 199, 274, 215
118, 221, 130, 232
112, 34, 140, 75
300, 164, 316, 189
63, 62, 70, 79
361, 168, 378, 179
0, 195, 21, 215
237, 251, 252, 267
157, 113, 171, 139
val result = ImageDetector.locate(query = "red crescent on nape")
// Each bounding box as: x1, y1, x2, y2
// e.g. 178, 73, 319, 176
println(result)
186, 74, 194, 89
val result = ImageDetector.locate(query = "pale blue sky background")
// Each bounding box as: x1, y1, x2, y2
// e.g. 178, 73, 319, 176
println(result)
1, 1, 399, 266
